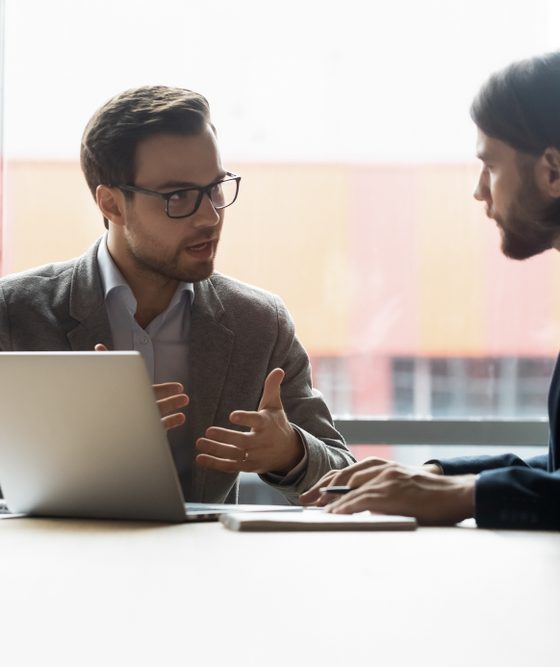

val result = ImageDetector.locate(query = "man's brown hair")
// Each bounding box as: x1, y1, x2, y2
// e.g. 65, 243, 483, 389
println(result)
80, 86, 211, 227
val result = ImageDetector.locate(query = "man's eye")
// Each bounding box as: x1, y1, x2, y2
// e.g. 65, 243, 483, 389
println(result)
169, 190, 189, 201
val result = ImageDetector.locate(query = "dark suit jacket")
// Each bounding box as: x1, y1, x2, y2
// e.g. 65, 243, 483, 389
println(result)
0, 239, 355, 503
435, 358, 560, 529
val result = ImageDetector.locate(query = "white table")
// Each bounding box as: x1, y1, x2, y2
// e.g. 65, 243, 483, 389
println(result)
0, 517, 558, 667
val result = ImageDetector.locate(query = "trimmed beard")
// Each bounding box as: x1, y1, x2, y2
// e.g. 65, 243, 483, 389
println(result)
498, 160, 560, 260
123, 227, 217, 284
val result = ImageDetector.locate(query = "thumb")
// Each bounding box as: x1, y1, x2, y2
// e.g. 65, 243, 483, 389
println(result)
94, 343, 109, 352
258, 368, 285, 411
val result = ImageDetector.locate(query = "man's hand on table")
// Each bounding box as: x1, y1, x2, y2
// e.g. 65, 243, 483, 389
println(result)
300, 456, 475, 525
299, 456, 429, 505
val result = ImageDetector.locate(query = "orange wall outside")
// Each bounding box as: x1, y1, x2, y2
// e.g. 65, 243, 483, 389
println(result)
4, 160, 560, 360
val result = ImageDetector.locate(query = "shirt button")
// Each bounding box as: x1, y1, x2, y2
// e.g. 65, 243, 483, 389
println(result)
140, 337, 149, 345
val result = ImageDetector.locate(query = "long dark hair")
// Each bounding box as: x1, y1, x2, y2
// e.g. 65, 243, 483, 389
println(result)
470, 52, 560, 155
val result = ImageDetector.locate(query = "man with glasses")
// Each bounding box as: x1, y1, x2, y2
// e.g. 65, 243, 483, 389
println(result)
0, 86, 354, 503
303, 52, 560, 529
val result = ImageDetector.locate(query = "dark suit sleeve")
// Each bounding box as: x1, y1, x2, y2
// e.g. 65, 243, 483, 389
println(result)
475, 465, 560, 529
430, 452, 548, 475
428, 449, 557, 529
427, 355, 560, 529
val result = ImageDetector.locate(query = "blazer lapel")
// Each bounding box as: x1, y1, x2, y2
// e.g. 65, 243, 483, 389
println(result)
66, 239, 113, 351
187, 279, 234, 500
64, 246, 235, 501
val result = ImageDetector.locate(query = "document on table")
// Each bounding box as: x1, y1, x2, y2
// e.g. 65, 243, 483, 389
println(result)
220, 509, 417, 531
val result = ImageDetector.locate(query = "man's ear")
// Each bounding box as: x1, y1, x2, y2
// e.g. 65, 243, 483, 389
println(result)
96, 185, 126, 225
535, 147, 560, 199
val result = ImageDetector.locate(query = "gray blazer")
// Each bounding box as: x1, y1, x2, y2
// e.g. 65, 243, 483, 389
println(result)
0, 240, 354, 503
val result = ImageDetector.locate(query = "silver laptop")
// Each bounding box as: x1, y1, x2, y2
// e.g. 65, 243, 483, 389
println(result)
0, 352, 297, 522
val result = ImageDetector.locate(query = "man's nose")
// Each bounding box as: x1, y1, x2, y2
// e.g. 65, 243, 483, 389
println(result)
191, 193, 221, 228
473, 172, 488, 202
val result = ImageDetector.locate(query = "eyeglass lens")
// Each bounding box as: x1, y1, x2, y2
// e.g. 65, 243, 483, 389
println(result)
167, 179, 238, 218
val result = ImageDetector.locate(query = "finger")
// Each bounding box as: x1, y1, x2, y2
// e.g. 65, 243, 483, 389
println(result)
321, 458, 390, 489
229, 410, 264, 430
157, 393, 189, 417
314, 492, 341, 507
161, 412, 186, 431
94, 343, 109, 351
300, 471, 340, 504
205, 426, 250, 447
258, 368, 285, 411
196, 453, 252, 473
304, 485, 355, 507
328, 490, 382, 515
299, 469, 342, 504
196, 437, 246, 462
348, 464, 391, 488
153, 382, 186, 401
300, 460, 378, 503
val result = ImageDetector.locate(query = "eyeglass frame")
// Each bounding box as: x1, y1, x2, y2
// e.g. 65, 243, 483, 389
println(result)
116, 171, 241, 219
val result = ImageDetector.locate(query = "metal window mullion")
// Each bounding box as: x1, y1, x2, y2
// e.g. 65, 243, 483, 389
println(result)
334, 418, 548, 446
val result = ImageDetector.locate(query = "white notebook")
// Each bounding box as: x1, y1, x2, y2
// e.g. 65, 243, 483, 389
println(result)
220, 509, 417, 531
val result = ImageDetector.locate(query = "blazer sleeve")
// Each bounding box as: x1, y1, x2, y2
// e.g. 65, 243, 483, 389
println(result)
0, 285, 12, 351
429, 453, 548, 476
428, 448, 557, 529
435, 354, 560, 528
475, 464, 560, 529
259, 296, 355, 501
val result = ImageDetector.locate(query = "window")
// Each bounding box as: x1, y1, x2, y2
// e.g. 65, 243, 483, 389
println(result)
2, 2, 557, 487
0, 0, 4, 276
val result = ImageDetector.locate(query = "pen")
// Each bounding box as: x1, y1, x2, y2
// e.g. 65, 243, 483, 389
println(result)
319, 485, 353, 494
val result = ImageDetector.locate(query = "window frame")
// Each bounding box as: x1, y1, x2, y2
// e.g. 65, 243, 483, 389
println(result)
334, 417, 548, 446
0, 2, 551, 456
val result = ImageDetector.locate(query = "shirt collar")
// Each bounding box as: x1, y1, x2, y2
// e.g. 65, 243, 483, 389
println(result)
96, 234, 195, 314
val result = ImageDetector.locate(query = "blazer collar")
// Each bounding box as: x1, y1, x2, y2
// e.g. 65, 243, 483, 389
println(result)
67, 238, 113, 350
65, 245, 236, 500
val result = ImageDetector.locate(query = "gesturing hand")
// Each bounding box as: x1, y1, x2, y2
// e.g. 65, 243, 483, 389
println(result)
151, 382, 189, 431
94, 343, 189, 431
196, 368, 305, 475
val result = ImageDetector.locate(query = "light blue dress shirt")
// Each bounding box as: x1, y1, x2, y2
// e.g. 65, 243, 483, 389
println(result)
96, 235, 194, 389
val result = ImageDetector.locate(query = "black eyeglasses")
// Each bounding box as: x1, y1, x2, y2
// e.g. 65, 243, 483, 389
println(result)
117, 172, 241, 219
